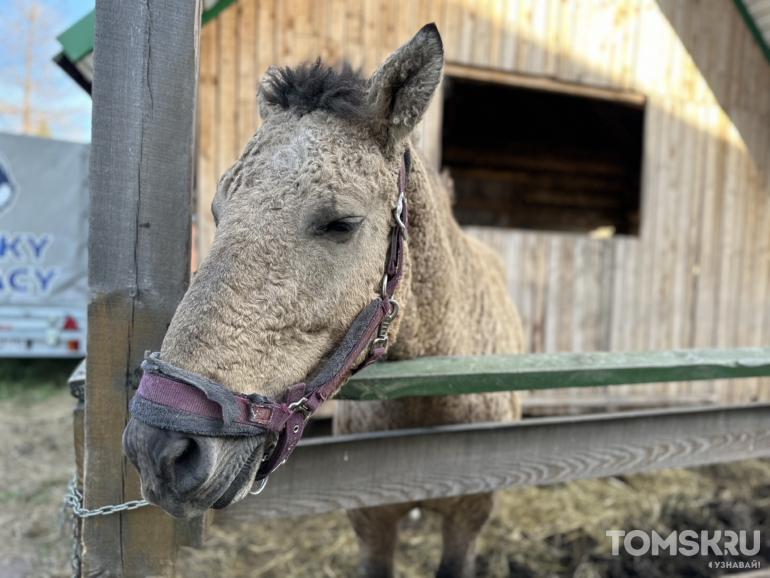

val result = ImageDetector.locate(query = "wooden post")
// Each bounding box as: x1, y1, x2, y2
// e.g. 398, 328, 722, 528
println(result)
83, 0, 202, 576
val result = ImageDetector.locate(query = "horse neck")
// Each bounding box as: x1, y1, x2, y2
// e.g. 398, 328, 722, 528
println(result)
390, 150, 467, 358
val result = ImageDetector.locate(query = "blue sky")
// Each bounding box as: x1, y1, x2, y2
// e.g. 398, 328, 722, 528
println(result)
0, 0, 95, 142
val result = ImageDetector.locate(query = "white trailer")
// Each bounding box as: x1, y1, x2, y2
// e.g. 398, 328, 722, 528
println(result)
0, 133, 89, 357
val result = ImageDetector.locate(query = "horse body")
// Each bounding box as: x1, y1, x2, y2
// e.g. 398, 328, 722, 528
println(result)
336, 148, 523, 577
123, 23, 523, 578
337, 145, 523, 435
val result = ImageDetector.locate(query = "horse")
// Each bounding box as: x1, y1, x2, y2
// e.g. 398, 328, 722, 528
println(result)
123, 23, 524, 578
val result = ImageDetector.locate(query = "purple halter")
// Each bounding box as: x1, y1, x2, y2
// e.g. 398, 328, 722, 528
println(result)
129, 152, 410, 485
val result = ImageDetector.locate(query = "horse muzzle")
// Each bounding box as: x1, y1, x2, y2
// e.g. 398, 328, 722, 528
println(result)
122, 417, 269, 518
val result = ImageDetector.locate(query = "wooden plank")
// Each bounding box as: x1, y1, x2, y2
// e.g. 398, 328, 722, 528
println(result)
684, 104, 707, 352
734, 151, 759, 403
442, 63, 647, 106
571, 236, 588, 353
527, 0, 548, 74
378, 0, 398, 64
216, 402, 770, 523
237, 0, 258, 146
197, 22, 219, 262
557, 235, 575, 352
442, 0, 461, 62
713, 128, 743, 402
292, 0, 311, 65
487, 0, 503, 68
556, 0, 578, 81
471, 0, 491, 67
518, 233, 536, 352
514, 0, 533, 72
458, 0, 476, 65
752, 173, 770, 401
339, 347, 770, 400
310, 0, 326, 62
543, 0, 560, 76
521, 392, 718, 413
362, 0, 380, 75
499, 0, 520, 71
596, 239, 614, 351
217, 3, 239, 176
543, 235, 562, 354
529, 234, 547, 353
256, 0, 276, 85
633, 99, 662, 353
327, 0, 346, 63
670, 104, 692, 352
680, 104, 707, 397
692, 107, 726, 352
345, 0, 364, 70
84, 0, 201, 575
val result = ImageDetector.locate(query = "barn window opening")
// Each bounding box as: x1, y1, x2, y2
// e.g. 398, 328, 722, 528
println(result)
441, 75, 645, 235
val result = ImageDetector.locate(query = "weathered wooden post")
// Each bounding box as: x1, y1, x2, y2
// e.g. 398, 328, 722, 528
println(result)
82, 0, 202, 575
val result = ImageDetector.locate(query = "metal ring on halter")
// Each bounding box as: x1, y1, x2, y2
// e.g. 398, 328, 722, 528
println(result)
395, 193, 408, 240
381, 273, 389, 299
386, 298, 399, 320
250, 476, 269, 495
372, 298, 399, 349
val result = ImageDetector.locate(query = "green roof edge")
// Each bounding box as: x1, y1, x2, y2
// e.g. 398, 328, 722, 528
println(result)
57, 1, 770, 72
55, 0, 239, 65
56, 10, 95, 63
732, 0, 770, 66
201, 0, 238, 26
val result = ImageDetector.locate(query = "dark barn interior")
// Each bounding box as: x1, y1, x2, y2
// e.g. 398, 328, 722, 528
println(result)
441, 77, 645, 235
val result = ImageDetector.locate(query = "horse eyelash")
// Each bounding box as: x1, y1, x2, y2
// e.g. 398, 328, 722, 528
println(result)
318, 217, 364, 234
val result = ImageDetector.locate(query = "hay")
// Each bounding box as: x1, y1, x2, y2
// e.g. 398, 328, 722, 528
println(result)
178, 458, 770, 577
0, 390, 76, 578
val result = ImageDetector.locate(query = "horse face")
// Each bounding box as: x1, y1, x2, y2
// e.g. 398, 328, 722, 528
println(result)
123, 24, 443, 517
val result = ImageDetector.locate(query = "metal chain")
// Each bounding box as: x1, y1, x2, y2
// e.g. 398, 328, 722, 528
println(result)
60, 472, 151, 578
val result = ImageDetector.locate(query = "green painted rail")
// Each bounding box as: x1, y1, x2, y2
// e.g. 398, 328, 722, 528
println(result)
341, 347, 770, 400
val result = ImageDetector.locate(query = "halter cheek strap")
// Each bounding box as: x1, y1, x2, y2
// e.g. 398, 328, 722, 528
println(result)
129, 151, 410, 483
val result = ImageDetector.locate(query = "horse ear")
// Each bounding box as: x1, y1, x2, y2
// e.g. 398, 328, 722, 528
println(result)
367, 23, 444, 149
257, 66, 282, 121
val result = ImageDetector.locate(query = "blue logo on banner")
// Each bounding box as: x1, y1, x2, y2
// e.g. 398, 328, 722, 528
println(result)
0, 152, 19, 218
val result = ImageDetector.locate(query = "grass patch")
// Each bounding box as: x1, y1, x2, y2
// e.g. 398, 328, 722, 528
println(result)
0, 358, 81, 402
0, 491, 20, 505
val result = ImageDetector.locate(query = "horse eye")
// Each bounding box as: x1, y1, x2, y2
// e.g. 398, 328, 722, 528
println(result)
320, 217, 364, 235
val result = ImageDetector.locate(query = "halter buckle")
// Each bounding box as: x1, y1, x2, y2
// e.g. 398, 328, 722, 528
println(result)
287, 397, 311, 419
394, 192, 408, 241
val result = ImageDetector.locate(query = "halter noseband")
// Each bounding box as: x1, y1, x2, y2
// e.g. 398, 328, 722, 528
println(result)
129, 151, 410, 491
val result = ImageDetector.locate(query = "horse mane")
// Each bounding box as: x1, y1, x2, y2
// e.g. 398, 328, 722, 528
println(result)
259, 59, 370, 122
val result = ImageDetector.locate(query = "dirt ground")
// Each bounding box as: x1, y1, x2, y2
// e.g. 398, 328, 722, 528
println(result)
0, 374, 768, 578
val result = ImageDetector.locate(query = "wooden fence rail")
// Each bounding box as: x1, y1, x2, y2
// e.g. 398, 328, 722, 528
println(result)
216, 401, 770, 524
342, 347, 770, 399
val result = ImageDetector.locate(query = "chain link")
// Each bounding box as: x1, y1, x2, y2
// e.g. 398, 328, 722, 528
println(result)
60, 472, 151, 578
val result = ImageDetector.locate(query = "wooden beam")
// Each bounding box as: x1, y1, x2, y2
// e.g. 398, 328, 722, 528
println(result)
444, 62, 647, 107
341, 348, 770, 400
83, 0, 201, 576
520, 393, 719, 414
216, 402, 770, 524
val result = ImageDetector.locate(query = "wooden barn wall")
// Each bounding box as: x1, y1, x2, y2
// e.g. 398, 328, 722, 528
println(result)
195, 0, 770, 406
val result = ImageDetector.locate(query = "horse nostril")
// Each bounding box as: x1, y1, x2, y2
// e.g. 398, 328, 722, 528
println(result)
157, 434, 213, 495
172, 438, 200, 479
